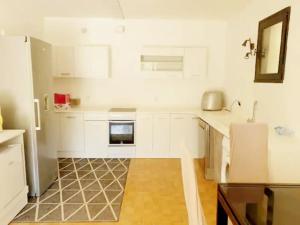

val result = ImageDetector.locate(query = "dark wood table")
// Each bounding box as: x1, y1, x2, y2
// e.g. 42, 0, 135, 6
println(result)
217, 183, 300, 225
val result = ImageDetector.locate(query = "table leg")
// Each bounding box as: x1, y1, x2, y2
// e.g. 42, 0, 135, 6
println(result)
217, 198, 228, 225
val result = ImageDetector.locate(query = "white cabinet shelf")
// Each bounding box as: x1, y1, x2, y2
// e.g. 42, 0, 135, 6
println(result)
141, 55, 184, 72
140, 46, 207, 79
53, 45, 110, 79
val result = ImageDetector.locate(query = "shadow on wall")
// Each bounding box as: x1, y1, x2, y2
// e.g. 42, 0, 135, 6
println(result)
0, 91, 18, 129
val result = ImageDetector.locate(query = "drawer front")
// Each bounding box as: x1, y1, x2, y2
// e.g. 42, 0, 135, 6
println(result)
0, 144, 24, 209
84, 112, 108, 121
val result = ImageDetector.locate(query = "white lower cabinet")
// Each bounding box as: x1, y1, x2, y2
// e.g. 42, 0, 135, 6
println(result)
0, 131, 27, 225
57, 112, 202, 159
136, 114, 153, 157
186, 116, 204, 158
59, 113, 85, 156
0, 144, 25, 209
153, 114, 170, 156
85, 120, 108, 157
170, 114, 188, 157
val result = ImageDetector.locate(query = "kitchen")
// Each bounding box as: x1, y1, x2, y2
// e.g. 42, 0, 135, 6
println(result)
1, 0, 300, 225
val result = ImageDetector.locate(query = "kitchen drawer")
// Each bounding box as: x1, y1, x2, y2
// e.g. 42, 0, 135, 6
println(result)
84, 112, 108, 121
0, 144, 24, 209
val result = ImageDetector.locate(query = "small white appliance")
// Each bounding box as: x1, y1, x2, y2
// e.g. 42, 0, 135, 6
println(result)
201, 91, 224, 111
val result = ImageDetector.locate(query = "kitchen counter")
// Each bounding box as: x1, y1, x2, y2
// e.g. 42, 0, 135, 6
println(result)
54, 106, 201, 114
54, 106, 300, 182
196, 110, 300, 183
196, 110, 300, 151
54, 106, 110, 113
0, 130, 25, 144
54, 106, 300, 149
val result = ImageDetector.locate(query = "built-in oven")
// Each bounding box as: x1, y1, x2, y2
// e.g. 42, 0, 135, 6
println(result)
109, 120, 135, 146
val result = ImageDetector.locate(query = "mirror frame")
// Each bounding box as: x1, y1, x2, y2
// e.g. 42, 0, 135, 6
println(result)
254, 7, 291, 83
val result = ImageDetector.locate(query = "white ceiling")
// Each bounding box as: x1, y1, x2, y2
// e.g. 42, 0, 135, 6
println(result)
0, 0, 249, 20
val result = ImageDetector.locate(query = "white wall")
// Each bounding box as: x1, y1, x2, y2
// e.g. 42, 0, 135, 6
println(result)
44, 18, 227, 108
0, 2, 43, 38
224, 1, 300, 182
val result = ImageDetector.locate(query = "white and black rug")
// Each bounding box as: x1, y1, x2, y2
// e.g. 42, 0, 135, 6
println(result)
13, 158, 130, 222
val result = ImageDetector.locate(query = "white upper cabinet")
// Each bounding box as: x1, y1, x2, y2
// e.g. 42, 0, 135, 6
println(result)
75, 46, 109, 78
140, 46, 207, 79
53, 45, 110, 78
53, 46, 75, 77
141, 47, 184, 78
184, 47, 207, 78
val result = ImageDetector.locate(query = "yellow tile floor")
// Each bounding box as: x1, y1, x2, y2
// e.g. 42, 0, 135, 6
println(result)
10, 159, 188, 225
194, 159, 217, 225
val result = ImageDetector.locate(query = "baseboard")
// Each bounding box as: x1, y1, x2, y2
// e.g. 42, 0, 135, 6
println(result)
0, 186, 28, 225
57, 151, 87, 158
57, 151, 182, 159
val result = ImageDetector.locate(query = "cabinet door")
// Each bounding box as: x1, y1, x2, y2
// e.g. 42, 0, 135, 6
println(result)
85, 121, 108, 157
136, 114, 153, 156
184, 47, 207, 78
170, 114, 188, 157
53, 46, 75, 77
153, 114, 170, 155
186, 116, 205, 158
0, 144, 24, 209
60, 113, 84, 153
75, 46, 109, 78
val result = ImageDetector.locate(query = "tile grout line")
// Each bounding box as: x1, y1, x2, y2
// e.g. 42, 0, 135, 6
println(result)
74, 158, 92, 221
36, 159, 62, 222
91, 159, 116, 220
61, 158, 87, 221
102, 159, 119, 220
14, 158, 129, 223
59, 159, 64, 221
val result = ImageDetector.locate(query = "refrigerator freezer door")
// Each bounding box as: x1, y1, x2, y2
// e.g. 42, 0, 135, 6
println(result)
30, 38, 58, 196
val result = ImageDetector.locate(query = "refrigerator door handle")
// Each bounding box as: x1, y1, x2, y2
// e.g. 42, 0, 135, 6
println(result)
34, 99, 41, 130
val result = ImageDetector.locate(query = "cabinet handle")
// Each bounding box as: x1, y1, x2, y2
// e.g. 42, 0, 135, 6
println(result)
60, 72, 71, 76
66, 116, 76, 119
34, 99, 41, 131
7, 144, 20, 148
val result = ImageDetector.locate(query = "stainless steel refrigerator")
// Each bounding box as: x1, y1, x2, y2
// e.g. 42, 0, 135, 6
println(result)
0, 36, 58, 196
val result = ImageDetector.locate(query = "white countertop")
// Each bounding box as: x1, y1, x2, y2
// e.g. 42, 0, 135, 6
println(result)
54, 106, 201, 114
196, 110, 246, 137
0, 130, 25, 144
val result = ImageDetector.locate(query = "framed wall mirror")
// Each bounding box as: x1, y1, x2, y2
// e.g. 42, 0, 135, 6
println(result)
255, 7, 291, 83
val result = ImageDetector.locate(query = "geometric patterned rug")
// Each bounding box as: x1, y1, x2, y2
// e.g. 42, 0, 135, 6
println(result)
13, 158, 130, 223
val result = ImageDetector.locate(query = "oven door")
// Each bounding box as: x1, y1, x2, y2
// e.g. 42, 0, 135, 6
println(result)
109, 121, 135, 145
